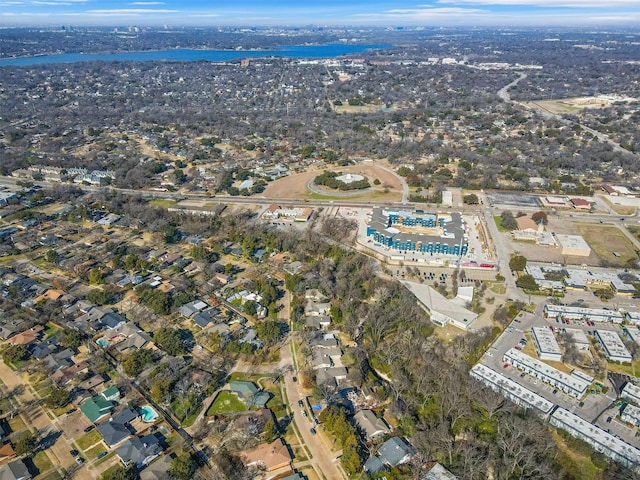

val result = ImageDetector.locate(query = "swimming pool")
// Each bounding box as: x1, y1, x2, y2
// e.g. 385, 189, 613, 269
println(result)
96, 338, 110, 348
140, 405, 159, 423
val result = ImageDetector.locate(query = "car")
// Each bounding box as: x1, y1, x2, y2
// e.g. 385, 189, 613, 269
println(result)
503, 363, 509, 368
75, 457, 84, 465
552, 389, 558, 394
579, 401, 585, 407
292, 376, 297, 383
83, 425, 94, 433
310, 428, 316, 435
298, 400, 304, 408
301, 410, 307, 418
520, 372, 526, 378
66, 408, 77, 415
96, 451, 108, 459
606, 416, 612, 423
69, 450, 79, 457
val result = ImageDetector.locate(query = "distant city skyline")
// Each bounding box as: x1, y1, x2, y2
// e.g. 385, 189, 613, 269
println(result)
0, 0, 638, 27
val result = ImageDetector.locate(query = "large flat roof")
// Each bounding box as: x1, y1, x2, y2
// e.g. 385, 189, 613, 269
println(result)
532, 326, 562, 356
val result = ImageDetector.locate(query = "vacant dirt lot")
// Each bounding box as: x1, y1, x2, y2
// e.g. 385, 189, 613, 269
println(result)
262, 163, 402, 200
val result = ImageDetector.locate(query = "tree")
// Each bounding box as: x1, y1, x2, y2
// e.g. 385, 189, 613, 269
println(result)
44, 249, 57, 263
516, 274, 538, 291
153, 327, 186, 356
2, 344, 29, 364
255, 319, 284, 346
122, 349, 154, 376
100, 465, 138, 480
509, 255, 527, 272
45, 386, 71, 409
170, 453, 197, 480
89, 267, 105, 285
463, 193, 479, 205
14, 431, 37, 456
243, 301, 257, 316
60, 330, 81, 349
531, 211, 548, 225
263, 418, 279, 443
500, 211, 517, 230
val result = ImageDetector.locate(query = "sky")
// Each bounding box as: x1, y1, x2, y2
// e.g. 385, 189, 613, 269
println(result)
0, 0, 639, 27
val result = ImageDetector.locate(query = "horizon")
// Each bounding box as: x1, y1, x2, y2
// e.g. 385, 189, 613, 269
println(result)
1, 1, 639, 28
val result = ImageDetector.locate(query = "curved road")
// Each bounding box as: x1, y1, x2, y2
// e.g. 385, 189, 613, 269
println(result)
497, 72, 527, 102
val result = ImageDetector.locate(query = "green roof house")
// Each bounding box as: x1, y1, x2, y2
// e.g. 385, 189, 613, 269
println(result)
80, 396, 114, 423
101, 386, 120, 402
229, 381, 259, 400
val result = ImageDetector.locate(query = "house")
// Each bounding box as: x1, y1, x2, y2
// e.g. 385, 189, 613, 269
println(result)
80, 396, 114, 423
99, 312, 126, 330
7, 326, 43, 347
229, 381, 259, 399
231, 409, 275, 436
178, 300, 208, 318
364, 455, 386, 474
101, 386, 120, 402
0, 459, 30, 480
377, 437, 412, 467
423, 462, 458, 479
115, 434, 162, 468
353, 410, 391, 440
240, 438, 293, 471
305, 315, 331, 330
0, 443, 16, 464
139, 455, 172, 480
30, 336, 59, 359
192, 308, 220, 328
97, 419, 133, 447
515, 216, 540, 233
283, 261, 303, 275
315, 367, 348, 387
310, 334, 339, 349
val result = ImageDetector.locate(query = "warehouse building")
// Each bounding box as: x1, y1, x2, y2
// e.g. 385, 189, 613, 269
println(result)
622, 382, 640, 405
402, 281, 477, 331
595, 330, 633, 363
621, 403, 640, 428
470, 364, 554, 417
366, 207, 468, 256
503, 348, 591, 399
531, 326, 562, 361
556, 234, 591, 257
544, 304, 624, 324
550, 407, 640, 470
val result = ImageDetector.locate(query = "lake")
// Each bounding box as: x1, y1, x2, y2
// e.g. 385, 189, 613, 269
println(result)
0, 44, 391, 67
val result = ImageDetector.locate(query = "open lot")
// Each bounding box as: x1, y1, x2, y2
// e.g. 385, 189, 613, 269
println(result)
262, 163, 402, 201
576, 224, 637, 267
206, 391, 246, 416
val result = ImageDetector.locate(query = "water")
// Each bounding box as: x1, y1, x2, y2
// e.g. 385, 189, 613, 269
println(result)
140, 405, 158, 422
0, 43, 391, 67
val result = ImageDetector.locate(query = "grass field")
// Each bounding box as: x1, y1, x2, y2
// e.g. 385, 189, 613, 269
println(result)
77, 429, 102, 451
148, 199, 177, 208
33, 450, 53, 473
494, 216, 510, 232
552, 431, 603, 480
601, 197, 637, 216
576, 224, 637, 267
85, 444, 107, 460
628, 225, 640, 242
608, 360, 640, 377
206, 391, 247, 416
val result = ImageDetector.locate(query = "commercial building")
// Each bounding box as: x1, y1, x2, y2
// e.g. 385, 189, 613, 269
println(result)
531, 326, 562, 361
503, 348, 591, 399
564, 328, 590, 351
626, 312, 640, 326
402, 281, 477, 331
262, 204, 313, 222
544, 304, 624, 324
621, 403, 640, 428
556, 234, 591, 257
549, 407, 640, 470
624, 326, 640, 346
366, 207, 468, 256
470, 364, 554, 417
594, 330, 632, 363
622, 383, 640, 405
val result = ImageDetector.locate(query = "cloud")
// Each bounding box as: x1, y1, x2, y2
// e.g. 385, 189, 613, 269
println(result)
86, 8, 178, 13
129, 1, 165, 4
434, 0, 639, 7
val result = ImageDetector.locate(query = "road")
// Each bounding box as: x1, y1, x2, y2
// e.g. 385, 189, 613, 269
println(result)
497, 72, 527, 102
280, 291, 345, 480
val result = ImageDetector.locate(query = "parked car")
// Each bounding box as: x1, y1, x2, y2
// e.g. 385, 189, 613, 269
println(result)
310, 428, 316, 435
96, 452, 108, 459
70, 450, 79, 457
75, 457, 84, 465
83, 425, 94, 433
297, 400, 304, 408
